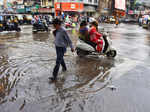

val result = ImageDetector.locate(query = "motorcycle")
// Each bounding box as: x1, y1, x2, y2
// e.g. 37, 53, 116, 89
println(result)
32, 20, 49, 33
76, 32, 117, 58
4, 22, 21, 32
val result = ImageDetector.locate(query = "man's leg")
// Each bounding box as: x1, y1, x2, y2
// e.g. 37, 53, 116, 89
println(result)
61, 47, 67, 71
52, 47, 64, 80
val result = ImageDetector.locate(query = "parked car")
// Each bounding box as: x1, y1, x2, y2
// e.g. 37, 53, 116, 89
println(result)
23, 14, 33, 24
122, 17, 138, 24
16, 14, 24, 25
0, 14, 21, 32
109, 16, 116, 24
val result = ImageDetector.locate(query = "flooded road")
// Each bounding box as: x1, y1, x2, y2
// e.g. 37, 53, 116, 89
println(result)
0, 24, 150, 112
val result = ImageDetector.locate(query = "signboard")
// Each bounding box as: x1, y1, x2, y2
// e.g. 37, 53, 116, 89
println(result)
55, 3, 83, 11
56, 4, 60, 9
115, 0, 126, 10
71, 4, 75, 9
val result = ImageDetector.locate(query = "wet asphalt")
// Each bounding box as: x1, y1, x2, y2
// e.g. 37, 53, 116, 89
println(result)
0, 23, 150, 112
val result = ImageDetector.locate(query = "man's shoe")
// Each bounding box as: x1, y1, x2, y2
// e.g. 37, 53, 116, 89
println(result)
62, 68, 67, 72
49, 77, 57, 82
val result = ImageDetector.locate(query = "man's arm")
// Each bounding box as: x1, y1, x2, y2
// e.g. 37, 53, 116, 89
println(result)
63, 30, 74, 49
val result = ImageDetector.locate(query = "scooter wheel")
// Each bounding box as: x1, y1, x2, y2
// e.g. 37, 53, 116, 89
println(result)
33, 31, 37, 34
106, 50, 117, 58
16, 28, 21, 32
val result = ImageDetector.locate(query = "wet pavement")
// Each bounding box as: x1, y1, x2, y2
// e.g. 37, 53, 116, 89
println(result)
0, 23, 150, 112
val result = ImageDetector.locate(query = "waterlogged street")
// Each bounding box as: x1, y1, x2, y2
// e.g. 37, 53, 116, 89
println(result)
0, 23, 150, 112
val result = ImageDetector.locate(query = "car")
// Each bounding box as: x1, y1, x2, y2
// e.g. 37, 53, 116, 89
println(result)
23, 14, 33, 24
109, 16, 116, 24
0, 14, 21, 32
16, 14, 24, 25
122, 17, 138, 24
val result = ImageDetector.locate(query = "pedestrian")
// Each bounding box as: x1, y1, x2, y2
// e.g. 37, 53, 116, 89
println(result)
49, 18, 75, 81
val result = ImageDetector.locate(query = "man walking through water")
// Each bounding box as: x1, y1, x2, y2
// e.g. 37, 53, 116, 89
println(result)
49, 18, 74, 81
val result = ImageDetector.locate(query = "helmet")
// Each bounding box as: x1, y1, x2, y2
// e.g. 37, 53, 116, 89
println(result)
89, 17, 96, 23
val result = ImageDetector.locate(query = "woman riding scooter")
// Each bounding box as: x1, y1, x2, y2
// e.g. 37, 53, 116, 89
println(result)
89, 21, 103, 52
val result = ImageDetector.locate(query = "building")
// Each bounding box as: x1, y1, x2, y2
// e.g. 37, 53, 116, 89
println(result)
98, 0, 114, 16
38, 0, 54, 14
14, 0, 54, 14
54, 0, 99, 16
83, 0, 99, 16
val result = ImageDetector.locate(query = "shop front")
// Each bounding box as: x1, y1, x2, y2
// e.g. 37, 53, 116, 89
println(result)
54, 2, 84, 16
84, 5, 97, 16
16, 5, 25, 13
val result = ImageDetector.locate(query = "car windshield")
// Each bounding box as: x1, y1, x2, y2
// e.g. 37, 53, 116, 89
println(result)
17, 15, 23, 19
27, 15, 32, 19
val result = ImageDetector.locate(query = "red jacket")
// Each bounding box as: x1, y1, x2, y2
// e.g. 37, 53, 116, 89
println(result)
89, 26, 102, 43
89, 26, 103, 52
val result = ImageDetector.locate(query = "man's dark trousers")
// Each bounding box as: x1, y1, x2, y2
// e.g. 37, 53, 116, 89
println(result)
53, 46, 67, 79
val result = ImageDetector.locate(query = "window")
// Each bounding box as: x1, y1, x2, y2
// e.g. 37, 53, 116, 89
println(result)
94, 0, 97, 3
88, 0, 92, 3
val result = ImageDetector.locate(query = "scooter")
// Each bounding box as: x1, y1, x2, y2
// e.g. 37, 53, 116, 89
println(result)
76, 32, 117, 58
4, 22, 21, 32
32, 20, 49, 33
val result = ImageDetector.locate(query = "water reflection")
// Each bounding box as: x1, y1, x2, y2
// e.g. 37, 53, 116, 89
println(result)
54, 56, 115, 94
0, 56, 19, 104
76, 56, 114, 82
32, 33, 50, 42
45, 56, 115, 112
0, 32, 20, 40
145, 35, 150, 46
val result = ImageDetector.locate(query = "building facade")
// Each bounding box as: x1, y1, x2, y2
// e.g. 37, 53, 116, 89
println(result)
14, 0, 54, 14
54, 0, 99, 16
98, 0, 114, 16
